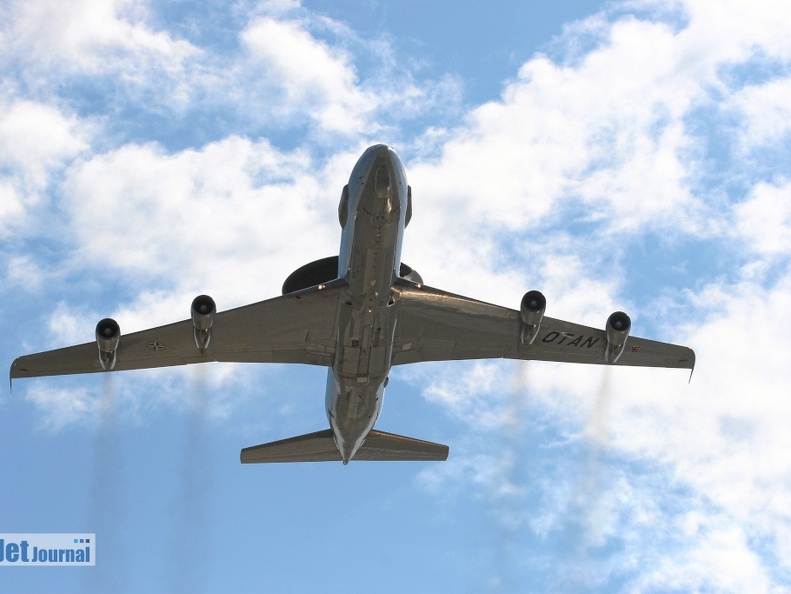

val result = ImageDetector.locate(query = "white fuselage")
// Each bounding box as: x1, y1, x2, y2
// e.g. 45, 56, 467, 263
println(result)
325, 145, 409, 463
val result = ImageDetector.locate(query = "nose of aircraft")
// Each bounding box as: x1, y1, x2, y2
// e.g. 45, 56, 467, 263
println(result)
362, 144, 398, 170
346, 144, 405, 221
374, 161, 391, 197
374, 144, 390, 156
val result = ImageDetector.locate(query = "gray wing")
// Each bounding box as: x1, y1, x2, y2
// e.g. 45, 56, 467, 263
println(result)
11, 280, 347, 380
391, 281, 695, 370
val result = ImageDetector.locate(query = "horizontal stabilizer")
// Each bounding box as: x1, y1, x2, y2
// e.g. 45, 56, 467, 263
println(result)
354, 430, 449, 462
240, 429, 449, 463
241, 430, 340, 463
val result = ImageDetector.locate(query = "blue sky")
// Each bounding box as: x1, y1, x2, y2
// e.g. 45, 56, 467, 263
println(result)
2, 0, 791, 592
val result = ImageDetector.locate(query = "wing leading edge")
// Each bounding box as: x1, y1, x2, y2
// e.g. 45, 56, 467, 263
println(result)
10, 280, 349, 380
390, 280, 695, 371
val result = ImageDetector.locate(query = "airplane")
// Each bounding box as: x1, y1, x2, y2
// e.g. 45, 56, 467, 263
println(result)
10, 144, 695, 464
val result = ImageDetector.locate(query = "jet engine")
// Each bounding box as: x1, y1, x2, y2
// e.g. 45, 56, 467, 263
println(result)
96, 318, 120, 370
191, 295, 216, 350
405, 186, 412, 227
338, 185, 349, 228
399, 262, 423, 285
605, 311, 631, 363
519, 290, 546, 345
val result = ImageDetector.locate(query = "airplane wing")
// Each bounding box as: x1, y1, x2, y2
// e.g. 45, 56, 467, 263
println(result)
10, 280, 348, 380
390, 281, 695, 371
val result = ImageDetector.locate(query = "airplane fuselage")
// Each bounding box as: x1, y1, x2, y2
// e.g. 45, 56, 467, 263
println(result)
326, 145, 409, 463
10, 143, 695, 464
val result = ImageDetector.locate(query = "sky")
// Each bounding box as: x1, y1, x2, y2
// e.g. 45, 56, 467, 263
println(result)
1, 0, 791, 591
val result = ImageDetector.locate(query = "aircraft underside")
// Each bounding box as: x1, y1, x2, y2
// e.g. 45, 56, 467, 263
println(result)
10, 144, 694, 464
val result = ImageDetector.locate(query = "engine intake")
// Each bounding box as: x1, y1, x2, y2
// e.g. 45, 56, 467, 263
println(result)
96, 318, 120, 370
520, 290, 546, 345
191, 295, 216, 351
605, 311, 631, 363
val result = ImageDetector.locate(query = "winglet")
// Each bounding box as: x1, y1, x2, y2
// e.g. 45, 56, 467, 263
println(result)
688, 349, 696, 383
8, 358, 17, 393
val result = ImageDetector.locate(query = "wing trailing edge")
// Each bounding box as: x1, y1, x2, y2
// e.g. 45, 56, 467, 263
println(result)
240, 429, 448, 463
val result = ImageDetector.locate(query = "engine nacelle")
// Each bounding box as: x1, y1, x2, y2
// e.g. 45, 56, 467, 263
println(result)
405, 185, 412, 227
191, 295, 216, 351
399, 262, 423, 285
605, 311, 631, 363
338, 185, 349, 228
96, 318, 120, 371
519, 290, 546, 345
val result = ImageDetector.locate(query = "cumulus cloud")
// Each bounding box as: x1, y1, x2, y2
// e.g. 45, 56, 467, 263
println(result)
61, 136, 337, 303
407, 19, 704, 238
24, 384, 97, 431
730, 78, 791, 150
0, 100, 89, 236
735, 180, 791, 261
398, 1, 791, 589
405, 0, 791, 265
5, 0, 791, 589
22, 364, 249, 432
240, 17, 373, 133
1, 0, 458, 143
2, 0, 198, 74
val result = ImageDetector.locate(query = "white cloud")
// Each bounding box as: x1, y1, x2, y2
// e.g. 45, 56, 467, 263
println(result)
23, 362, 260, 430
405, 0, 791, 253
0, 182, 25, 232
0, 100, 89, 235
683, 0, 791, 63
421, 361, 509, 430
25, 384, 97, 431
406, 18, 704, 239
0, 101, 87, 175
3, 0, 198, 74
399, 6, 791, 589
4, 255, 45, 290
5, 0, 791, 589
415, 267, 791, 582
61, 136, 338, 304
46, 301, 95, 347
2, 0, 458, 140
1, 0, 208, 121
636, 520, 772, 593
730, 78, 791, 150
735, 180, 791, 260
240, 17, 373, 133
234, 13, 461, 136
